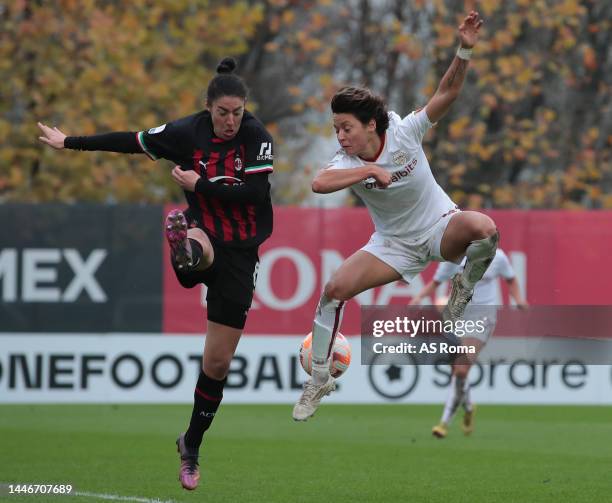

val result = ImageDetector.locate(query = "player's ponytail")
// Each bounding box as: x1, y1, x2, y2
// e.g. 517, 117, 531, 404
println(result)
216, 57, 237, 75
207, 57, 248, 104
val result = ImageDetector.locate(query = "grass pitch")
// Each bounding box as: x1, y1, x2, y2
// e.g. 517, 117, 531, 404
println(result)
1, 404, 611, 502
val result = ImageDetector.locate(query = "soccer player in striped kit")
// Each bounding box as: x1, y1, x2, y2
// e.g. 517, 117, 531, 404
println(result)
38, 58, 273, 491
292, 11, 498, 421
411, 249, 528, 437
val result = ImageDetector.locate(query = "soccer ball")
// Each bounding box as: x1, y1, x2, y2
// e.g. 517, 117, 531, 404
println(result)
299, 332, 351, 378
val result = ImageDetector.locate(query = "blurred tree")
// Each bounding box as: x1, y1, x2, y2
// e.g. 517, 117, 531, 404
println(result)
221, 0, 612, 208
237, 0, 437, 205
1, 0, 264, 202
1, 0, 610, 208
424, 0, 612, 209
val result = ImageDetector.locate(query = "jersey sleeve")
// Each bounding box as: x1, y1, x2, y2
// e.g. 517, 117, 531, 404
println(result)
433, 261, 462, 283
496, 250, 516, 279
136, 121, 189, 162
326, 150, 354, 170
64, 132, 142, 153
397, 108, 434, 147
243, 123, 274, 175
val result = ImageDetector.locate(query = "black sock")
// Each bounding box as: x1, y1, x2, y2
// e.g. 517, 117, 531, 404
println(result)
188, 238, 203, 267
184, 371, 225, 449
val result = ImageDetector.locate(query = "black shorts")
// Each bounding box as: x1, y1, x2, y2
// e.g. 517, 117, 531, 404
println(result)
172, 240, 259, 329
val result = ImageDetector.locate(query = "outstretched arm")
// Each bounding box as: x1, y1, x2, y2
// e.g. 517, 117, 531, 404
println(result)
312, 165, 392, 193
37, 122, 142, 154
425, 11, 483, 124
506, 277, 528, 309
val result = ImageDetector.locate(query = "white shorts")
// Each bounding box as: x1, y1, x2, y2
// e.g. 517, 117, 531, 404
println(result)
360, 210, 460, 283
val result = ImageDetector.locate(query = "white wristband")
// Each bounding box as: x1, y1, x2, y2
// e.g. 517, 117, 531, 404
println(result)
456, 47, 472, 60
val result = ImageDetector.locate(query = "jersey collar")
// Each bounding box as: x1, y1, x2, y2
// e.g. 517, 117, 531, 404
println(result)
358, 132, 386, 162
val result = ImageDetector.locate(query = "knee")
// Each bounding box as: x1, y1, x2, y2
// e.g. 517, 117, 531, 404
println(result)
203, 354, 232, 380
453, 365, 470, 379
482, 216, 498, 238
471, 215, 497, 241
323, 279, 352, 302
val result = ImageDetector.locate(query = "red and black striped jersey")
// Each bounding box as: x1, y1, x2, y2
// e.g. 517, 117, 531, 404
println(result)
138, 111, 273, 248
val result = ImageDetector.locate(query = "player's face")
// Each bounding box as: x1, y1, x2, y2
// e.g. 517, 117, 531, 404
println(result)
208, 96, 246, 141
333, 113, 375, 156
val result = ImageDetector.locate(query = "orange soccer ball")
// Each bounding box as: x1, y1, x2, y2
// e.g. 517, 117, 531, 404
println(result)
299, 332, 351, 378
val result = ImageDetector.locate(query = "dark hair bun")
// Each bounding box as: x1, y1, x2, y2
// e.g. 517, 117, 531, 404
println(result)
217, 57, 237, 74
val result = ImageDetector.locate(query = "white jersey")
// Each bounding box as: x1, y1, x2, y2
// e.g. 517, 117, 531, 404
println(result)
328, 109, 456, 238
434, 249, 516, 306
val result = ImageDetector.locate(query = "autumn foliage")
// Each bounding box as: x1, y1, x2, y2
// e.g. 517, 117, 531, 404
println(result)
2, 0, 610, 208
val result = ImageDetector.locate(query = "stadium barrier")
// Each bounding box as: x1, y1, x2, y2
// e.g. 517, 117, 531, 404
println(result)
2, 205, 611, 404
1, 335, 611, 404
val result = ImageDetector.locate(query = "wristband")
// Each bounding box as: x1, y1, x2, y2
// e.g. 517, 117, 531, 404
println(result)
456, 47, 473, 60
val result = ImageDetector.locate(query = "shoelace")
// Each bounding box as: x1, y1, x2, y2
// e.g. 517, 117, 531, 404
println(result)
449, 281, 473, 316
449, 299, 471, 319
181, 455, 199, 474
453, 290, 472, 310
298, 382, 320, 405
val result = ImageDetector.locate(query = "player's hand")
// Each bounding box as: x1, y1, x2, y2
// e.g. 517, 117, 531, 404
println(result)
37, 122, 67, 149
516, 300, 529, 310
371, 165, 392, 189
172, 165, 200, 192
409, 297, 421, 306
458, 11, 483, 49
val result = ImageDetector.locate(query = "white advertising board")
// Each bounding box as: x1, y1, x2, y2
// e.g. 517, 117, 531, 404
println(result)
1, 335, 610, 405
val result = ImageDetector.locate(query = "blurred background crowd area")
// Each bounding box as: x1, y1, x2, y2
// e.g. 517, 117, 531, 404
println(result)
1, 0, 610, 209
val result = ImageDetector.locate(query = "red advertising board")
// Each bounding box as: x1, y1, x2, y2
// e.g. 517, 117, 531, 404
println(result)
163, 207, 612, 335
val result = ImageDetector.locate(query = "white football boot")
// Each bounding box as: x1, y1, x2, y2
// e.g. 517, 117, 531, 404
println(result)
443, 273, 473, 322
292, 376, 336, 421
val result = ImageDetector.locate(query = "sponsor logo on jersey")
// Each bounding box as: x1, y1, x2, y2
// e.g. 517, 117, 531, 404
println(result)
209, 175, 243, 185
148, 124, 166, 134
257, 142, 273, 161
391, 150, 410, 166
363, 158, 418, 190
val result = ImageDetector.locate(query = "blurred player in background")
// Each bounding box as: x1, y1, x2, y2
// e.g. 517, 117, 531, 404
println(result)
411, 248, 528, 437
293, 11, 499, 421
38, 58, 274, 491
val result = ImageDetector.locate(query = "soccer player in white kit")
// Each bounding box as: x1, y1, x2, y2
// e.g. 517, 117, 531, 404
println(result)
410, 249, 528, 437
293, 11, 499, 421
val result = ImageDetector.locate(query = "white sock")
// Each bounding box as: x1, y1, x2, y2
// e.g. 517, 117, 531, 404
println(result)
462, 380, 473, 412
441, 375, 466, 424
312, 360, 330, 386
311, 294, 345, 385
